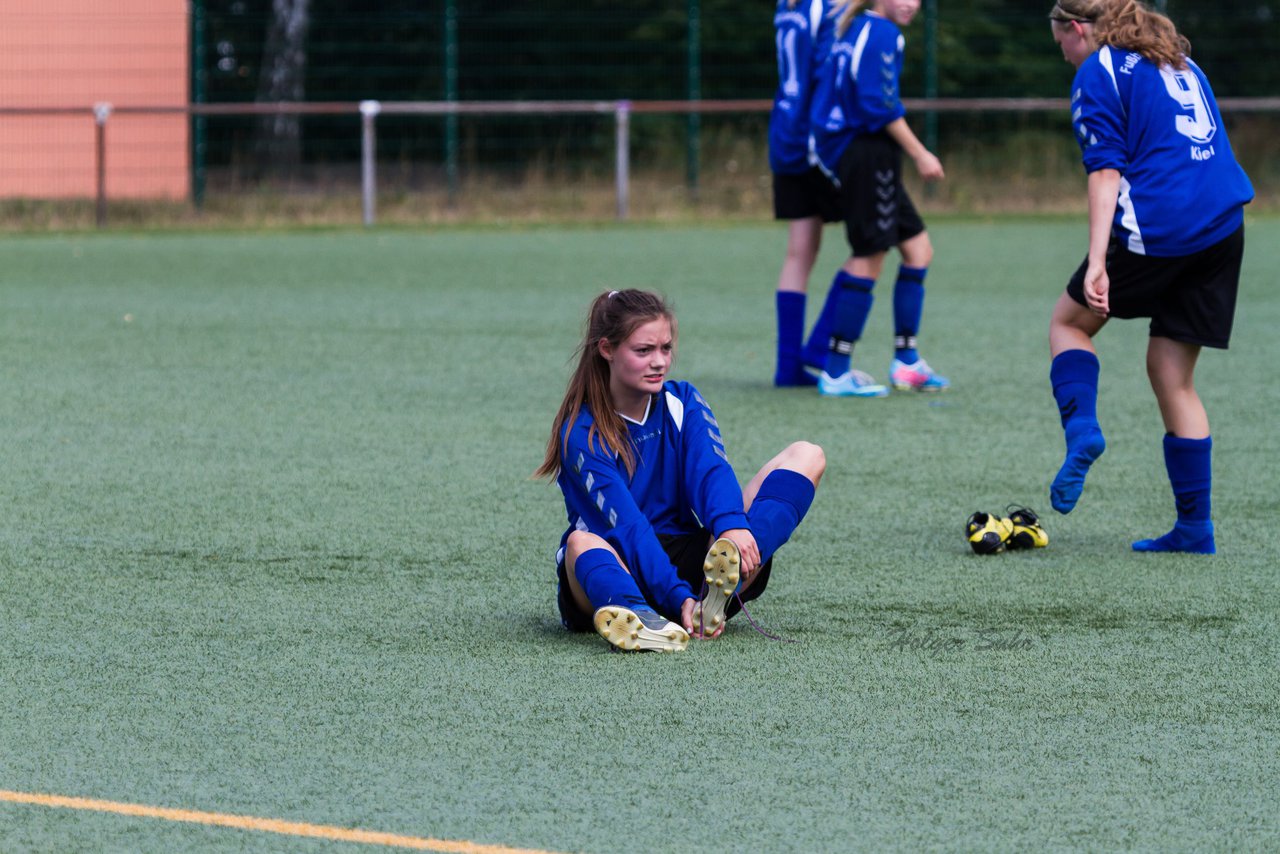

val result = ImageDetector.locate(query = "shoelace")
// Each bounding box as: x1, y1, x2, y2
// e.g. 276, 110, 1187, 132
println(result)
698, 584, 797, 643
733, 592, 797, 643
1005, 503, 1041, 525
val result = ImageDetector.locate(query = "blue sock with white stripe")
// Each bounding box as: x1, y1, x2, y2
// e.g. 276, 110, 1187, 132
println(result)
892, 265, 927, 363
573, 548, 647, 610
1133, 434, 1215, 554
747, 469, 816, 563
823, 271, 875, 378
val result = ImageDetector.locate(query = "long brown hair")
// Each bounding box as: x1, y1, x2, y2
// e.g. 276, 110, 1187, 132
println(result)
1051, 0, 1190, 69
535, 289, 676, 480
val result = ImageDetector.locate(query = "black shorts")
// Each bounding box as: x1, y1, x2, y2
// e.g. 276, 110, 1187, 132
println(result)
556, 530, 773, 633
835, 132, 925, 257
1066, 225, 1244, 349
773, 167, 842, 222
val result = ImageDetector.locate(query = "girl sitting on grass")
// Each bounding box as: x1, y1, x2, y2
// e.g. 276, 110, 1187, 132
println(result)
536, 289, 825, 652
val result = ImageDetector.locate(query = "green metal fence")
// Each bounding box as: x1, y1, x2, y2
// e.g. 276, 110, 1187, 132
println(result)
193, 0, 1279, 190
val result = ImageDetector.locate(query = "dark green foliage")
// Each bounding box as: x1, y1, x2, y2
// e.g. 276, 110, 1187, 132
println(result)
196, 1, 1278, 174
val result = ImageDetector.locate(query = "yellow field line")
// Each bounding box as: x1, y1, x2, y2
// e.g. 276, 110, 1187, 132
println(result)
0, 789, 557, 854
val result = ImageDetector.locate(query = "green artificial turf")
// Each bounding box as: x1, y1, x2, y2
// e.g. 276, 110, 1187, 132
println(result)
1, 221, 1277, 852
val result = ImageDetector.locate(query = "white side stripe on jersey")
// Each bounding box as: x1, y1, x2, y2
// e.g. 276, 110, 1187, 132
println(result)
1118, 176, 1145, 255
849, 19, 871, 82
808, 0, 822, 39
1098, 47, 1126, 118
666, 391, 685, 432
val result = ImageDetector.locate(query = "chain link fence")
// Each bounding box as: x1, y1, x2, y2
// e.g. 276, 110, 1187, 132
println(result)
2, 1, 1277, 228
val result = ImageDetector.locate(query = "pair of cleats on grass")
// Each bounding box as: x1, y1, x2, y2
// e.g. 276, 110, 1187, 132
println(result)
1052, 425, 1215, 553
592, 538, 740, 653
816, 358, 951, 397
966, 507, 1049, 555
779, 358, 950, 395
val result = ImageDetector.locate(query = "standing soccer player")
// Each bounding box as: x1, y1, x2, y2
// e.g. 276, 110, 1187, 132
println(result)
770, 0, 842, 387
806, 0, 949, 398
536, 290, 825, 652
1046, 0, 1252, 553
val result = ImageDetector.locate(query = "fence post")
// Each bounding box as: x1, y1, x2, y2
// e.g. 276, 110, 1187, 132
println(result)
443, 0, 459, 207
191, 0, 207, 210
923, 0, 938, 153
615, 101, 631, 221
94, 102, 112, 228
686, 0, 701, 197
360, 100, 381, 227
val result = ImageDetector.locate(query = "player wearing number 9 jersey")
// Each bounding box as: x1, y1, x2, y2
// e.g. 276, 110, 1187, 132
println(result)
1045, 0, 1253, 554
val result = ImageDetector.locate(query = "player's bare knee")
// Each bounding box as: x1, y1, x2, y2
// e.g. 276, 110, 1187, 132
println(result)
565, 529, 607, 559
784, 440, 825, 483
901, 233, 933, 268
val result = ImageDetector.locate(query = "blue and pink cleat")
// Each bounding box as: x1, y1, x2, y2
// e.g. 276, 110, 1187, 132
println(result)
890, 358, 950, 392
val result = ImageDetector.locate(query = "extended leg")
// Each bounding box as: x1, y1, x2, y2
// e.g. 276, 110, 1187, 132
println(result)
565, 532, 688, 651
1048, 293, 1108, 513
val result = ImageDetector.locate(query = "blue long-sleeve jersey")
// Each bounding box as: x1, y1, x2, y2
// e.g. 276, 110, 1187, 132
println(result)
1071, 46, 1253, 256
769, 0, 835, 175
555, 381, 750, 618
811, 12, 907, 173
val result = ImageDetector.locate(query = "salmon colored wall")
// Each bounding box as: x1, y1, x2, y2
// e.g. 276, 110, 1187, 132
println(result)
0, 0, 189, 199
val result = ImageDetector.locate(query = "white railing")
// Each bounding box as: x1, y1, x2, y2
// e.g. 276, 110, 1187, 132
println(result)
6, 97, 1280, 227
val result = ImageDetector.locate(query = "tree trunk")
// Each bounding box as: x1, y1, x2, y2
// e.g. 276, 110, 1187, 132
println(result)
253, 0, 311, 183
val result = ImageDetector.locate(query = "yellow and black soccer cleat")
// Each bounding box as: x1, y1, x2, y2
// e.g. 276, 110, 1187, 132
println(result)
966, 511, 1013, 555
1007, 506, 1049, 549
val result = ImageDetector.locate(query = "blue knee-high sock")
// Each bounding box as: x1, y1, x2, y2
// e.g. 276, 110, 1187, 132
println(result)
892, 265, 927, 364
1050, 349, 1106, 514
573, 548, 647, 610
774, 291, 815, 386
746, 469, 816, 564
803, 279, 841, 370
823, 272, 875, 378
1133, 434, 1215, 554
1050, 350, 1104, 511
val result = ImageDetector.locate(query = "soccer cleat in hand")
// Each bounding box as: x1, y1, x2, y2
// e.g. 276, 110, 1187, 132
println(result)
692, 537, 741, 637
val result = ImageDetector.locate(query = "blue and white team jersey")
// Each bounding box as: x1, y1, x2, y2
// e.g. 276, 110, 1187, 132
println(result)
555, 381, 750, 618
769, 0, 835, 174
810, 12, 907, 172
1072, 46, 1254, 256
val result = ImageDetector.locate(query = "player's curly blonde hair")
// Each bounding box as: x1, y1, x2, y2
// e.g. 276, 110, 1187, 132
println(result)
1049, 0, 1190, 69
